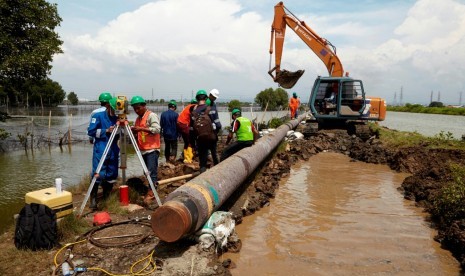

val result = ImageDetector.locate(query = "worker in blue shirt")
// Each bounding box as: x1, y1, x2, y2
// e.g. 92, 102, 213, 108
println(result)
87, 97, 119, 210
160, 100, 179, 163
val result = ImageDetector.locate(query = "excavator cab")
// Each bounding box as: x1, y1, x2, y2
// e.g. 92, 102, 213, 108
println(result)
310, 77, 366, 118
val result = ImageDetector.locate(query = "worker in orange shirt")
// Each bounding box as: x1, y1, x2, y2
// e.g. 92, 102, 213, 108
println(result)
177, 99, 197, 163
289, 92, 300, 119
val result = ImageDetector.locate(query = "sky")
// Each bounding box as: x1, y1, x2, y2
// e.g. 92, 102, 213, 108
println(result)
48, 0, 465, 105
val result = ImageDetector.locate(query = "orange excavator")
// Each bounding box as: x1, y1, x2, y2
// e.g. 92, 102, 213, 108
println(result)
268, 1, 386, 138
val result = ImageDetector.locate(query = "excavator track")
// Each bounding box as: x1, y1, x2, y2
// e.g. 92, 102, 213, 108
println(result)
302, 121, 319, 137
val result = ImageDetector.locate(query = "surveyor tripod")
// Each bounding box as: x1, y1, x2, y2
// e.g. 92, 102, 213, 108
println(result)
78, 118, 162, 216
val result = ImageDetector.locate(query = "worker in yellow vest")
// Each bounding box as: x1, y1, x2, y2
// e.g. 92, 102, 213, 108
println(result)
220, 108, 258, 161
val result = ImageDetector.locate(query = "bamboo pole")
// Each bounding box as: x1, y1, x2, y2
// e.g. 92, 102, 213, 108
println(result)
68, 113, 72, 145
48, 110, 51, 145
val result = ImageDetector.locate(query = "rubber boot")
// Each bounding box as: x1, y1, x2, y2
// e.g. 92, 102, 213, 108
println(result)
183, 148, 192, 164
89, 184, 99, 210
102, 181, 113, 200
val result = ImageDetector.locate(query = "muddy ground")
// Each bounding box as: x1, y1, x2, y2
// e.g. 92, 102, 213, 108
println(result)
2, 125, 465, 275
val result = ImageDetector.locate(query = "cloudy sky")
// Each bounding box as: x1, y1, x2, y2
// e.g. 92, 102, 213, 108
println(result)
49, 0, 465, 105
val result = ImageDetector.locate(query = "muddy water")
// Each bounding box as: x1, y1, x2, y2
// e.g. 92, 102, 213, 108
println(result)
223, 152, 460, 275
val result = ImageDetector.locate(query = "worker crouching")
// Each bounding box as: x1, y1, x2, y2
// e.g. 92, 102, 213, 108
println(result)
220, 108, 259, 161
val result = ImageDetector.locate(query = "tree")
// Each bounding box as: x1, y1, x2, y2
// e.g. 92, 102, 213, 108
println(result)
227, 99, 241, 112
254, 87, 288, 110
0, 0, 63, 105
429, 101, 444, 108
67, 92, 79, 105
27, 78, 66, 107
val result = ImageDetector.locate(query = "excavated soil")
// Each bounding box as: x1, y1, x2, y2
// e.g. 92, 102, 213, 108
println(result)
3, 126, 465, 275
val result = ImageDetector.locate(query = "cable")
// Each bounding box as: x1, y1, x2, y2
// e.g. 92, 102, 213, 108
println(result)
87, 219, 152, 248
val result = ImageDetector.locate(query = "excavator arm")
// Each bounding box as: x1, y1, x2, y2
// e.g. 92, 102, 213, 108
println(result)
269, 2, 345, 88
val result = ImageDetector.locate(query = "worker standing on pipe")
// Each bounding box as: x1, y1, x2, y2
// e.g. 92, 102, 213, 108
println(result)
289, 92, 300, 119
220, 108, 259, 161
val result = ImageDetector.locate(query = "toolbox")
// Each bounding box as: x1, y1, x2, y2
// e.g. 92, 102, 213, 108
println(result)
25, 187, 73, 218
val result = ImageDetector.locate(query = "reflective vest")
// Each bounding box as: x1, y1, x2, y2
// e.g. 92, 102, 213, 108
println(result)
236, 117, 253, 141
135, 111, 160, 150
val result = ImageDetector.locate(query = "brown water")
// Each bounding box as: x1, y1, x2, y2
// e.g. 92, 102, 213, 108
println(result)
223, 152, 461, 275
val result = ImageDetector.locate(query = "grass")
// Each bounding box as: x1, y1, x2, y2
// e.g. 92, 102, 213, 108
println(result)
431, 163, 465, 224
57, 214, 91, 242
370, 123, 465, 150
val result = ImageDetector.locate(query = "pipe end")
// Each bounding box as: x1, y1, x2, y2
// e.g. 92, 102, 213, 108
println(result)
151, 201, 192, 242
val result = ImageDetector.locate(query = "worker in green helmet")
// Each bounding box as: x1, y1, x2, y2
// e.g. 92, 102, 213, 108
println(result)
160, 100, 179, 163
88, 92, 113, 144
190, 89, 222, 173
87, 94, 119, 210
220, 108, 259, 161
130, 95, 161, 196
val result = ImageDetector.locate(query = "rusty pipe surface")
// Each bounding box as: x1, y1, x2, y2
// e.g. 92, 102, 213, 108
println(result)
151, 114, 306, 242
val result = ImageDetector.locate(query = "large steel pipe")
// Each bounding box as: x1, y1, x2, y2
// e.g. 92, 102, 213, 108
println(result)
151, 114, 306, 242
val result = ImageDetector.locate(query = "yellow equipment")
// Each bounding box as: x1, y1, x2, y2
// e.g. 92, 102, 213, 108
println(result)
25, 187, 73, 218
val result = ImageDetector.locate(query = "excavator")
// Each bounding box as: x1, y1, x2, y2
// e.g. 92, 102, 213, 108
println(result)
268, 1, 386, 138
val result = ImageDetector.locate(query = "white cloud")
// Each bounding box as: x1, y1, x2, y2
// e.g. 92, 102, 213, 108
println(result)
51, 0, 465, 104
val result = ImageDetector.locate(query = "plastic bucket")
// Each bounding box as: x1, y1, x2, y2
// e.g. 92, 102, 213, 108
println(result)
119, 185, 129, 206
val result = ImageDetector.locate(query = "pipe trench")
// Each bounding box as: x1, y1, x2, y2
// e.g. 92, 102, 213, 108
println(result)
151, 114, 306, 242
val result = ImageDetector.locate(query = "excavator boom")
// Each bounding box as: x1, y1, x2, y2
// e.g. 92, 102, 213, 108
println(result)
269, 1, 344, 88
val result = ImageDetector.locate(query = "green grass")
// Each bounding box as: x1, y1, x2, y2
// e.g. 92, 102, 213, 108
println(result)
101, 192, 129, 215
370, 123, 465, 150
387, 104, 465, 115
57, 214, 91, 241
431, 163, 465, 224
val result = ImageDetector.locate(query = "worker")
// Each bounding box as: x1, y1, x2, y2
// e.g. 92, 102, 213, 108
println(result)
191, 90, 221, 173
177, 99, 197, 163
220, 108, 258, 161
289, 92, 301, 119
88, 92, 112, 144
160, 100, 179, 163
87, 96, 119, 210
130, 96, 161, 187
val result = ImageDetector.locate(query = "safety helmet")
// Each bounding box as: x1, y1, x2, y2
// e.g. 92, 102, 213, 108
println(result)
130, 95, 146, 106
190, 98, 198, 104
232, 108, 241, 116
293, 92, 297, 97
98, 92, 112, 103
196, 89, 208, 101
168, 99, 177, 108
109, 97, 117, 110
209, 89, 219, 99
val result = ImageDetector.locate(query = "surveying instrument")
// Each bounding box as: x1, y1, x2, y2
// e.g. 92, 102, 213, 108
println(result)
78, 96, 162, 216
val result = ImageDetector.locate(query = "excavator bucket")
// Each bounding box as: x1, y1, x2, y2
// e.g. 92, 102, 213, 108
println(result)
274, 69, 305, 89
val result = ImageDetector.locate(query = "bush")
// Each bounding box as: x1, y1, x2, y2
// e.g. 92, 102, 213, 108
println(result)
431, 163, 465, 224
268, 117, 284, 128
